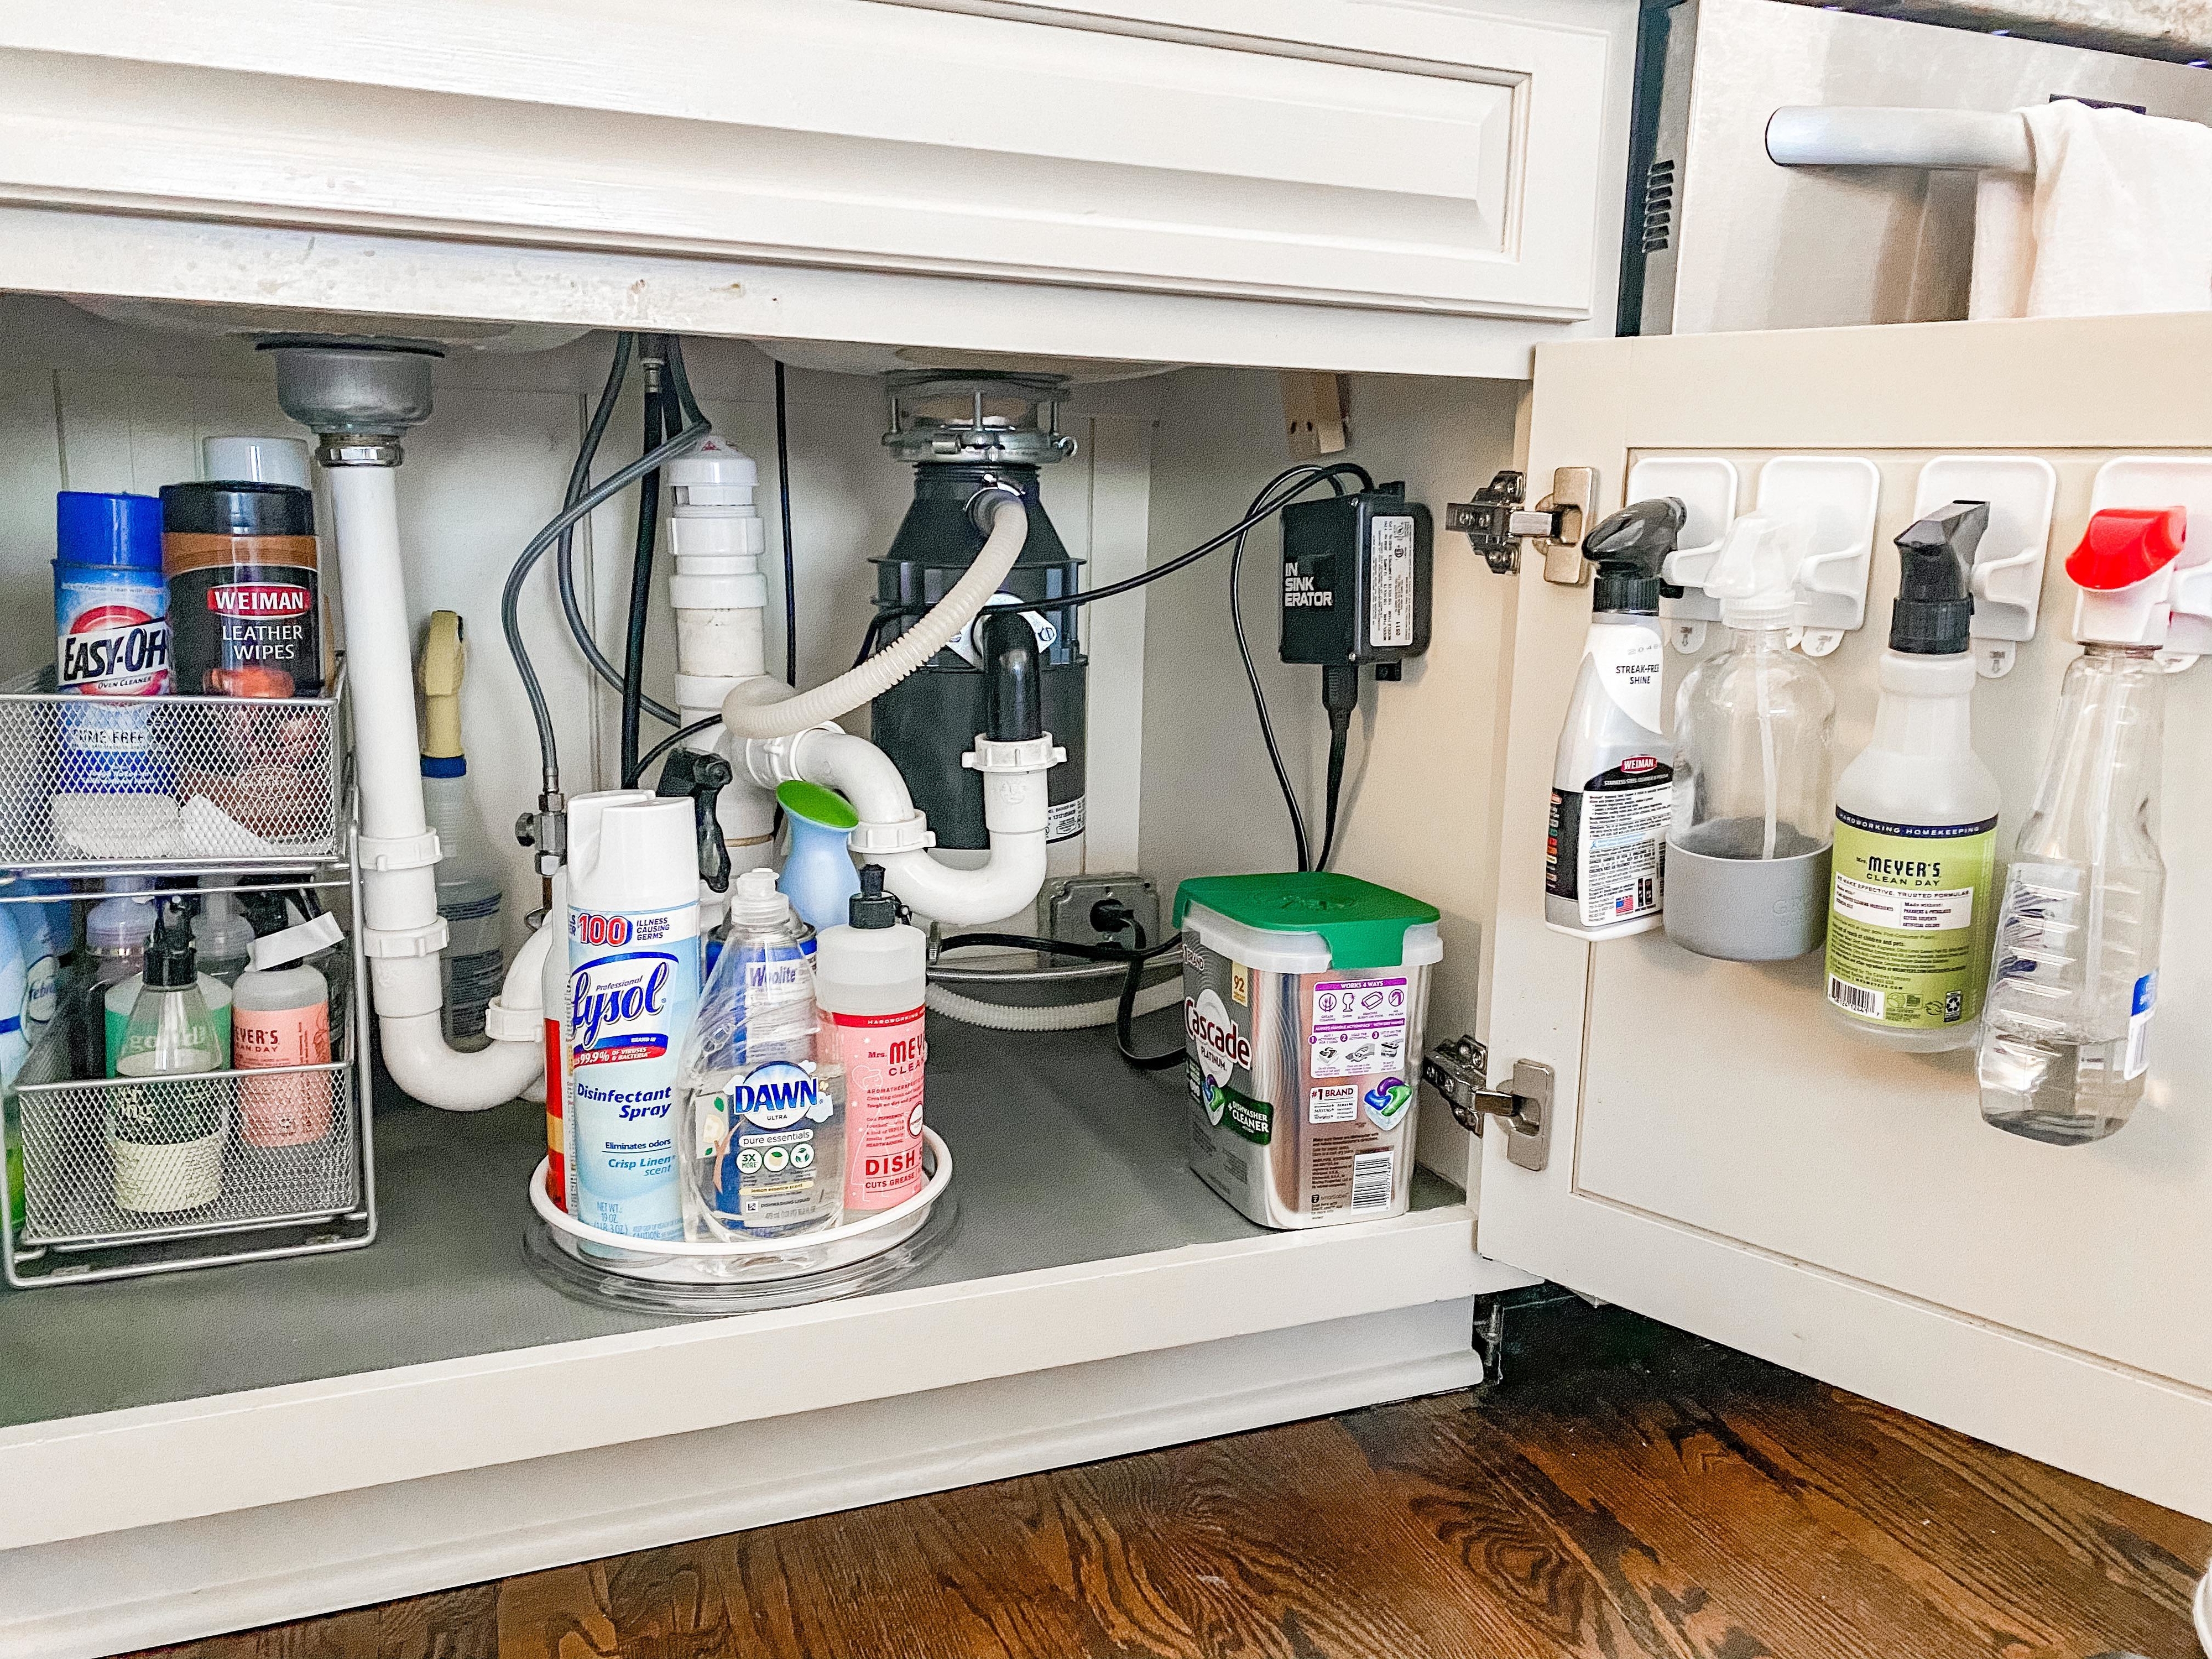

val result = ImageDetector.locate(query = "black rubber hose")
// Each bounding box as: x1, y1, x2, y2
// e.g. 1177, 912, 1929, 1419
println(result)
639, 713, 724, 782
552, 334, 682, 728
500, 409, 710, 791
977, 611, 1043, 742
619, 350, 669, 786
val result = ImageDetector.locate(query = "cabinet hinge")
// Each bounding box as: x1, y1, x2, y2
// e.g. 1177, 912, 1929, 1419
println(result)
1420, 1035, 1552, 1172
1444, 467, 1595, 584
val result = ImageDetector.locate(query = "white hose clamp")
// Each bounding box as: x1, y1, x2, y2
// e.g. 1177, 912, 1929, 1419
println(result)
353, 828, 445, 873
962, 734, 1065, 775
482, 997, 541, 1044
849, 810, 936, 856
361, 917, 452, 959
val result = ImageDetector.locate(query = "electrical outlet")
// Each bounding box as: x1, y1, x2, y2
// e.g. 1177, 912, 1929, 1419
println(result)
1045, 874, 1161, 952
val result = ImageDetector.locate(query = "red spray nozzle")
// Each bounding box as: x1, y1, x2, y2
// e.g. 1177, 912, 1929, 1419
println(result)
2065, 506, 2186, 592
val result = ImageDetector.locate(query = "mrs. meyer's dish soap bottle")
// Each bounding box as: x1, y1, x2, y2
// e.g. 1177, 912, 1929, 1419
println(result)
817, 866, 928, 1214
1825, 503, 2000, 1050
1546, 498, 1684, 940
565, 791, 701, 1241
1977, 506, 2192, 1144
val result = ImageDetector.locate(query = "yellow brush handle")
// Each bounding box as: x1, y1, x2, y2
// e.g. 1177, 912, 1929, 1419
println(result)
419, 609, 466, 760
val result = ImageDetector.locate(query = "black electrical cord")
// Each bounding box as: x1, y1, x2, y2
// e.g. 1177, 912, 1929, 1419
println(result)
992, 461, 1375, 620
1316, 664, 1359, 873
775, 359, 799, 687
619, 346, 670, 786
935, 929, 1185, 1070
1223, 463, 1375, 872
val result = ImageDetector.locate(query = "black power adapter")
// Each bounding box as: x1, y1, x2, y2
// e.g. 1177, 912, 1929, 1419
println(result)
1278, 481, 1433, 679
1266, 482, 1432, 870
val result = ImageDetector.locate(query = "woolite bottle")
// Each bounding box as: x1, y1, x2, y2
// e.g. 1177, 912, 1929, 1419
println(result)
1546, 499, 1684, 941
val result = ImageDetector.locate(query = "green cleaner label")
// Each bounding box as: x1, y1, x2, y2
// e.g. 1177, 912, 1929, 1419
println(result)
1825, 808, 1996, 1030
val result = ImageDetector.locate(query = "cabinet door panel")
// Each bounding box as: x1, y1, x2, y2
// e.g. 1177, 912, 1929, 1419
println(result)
0, 0, 1609, 319
1477, 316, 2212, 1519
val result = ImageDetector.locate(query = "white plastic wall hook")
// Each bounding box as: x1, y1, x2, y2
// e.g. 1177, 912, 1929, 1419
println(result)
1755, 456, 1880, 657
1627, 456, 1740, 654
2085, 457, 2212, 667
1912, 455, 2057, 679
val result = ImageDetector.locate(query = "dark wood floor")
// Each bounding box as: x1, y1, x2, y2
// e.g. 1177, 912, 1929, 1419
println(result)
137, 1300, 2211, 1659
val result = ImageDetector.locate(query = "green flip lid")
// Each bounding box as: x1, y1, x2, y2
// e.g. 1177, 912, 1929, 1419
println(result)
776, 779, 858, 831
1172, 871, 1438, 971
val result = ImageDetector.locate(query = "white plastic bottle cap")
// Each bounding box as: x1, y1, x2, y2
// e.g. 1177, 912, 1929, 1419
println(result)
729, 867, 791, 926
202, 435, 314, 491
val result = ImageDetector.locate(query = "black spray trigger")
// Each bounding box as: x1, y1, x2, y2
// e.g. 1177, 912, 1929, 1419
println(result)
655, 748, 734, 893
1890, 499, 1987, 655
1583, 497, 1686, 617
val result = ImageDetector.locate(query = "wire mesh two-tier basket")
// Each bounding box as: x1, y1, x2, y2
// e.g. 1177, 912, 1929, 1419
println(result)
0, 676, 374, 1287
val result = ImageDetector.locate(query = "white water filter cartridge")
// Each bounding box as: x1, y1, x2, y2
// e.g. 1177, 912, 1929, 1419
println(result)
566, 791, 702, 1241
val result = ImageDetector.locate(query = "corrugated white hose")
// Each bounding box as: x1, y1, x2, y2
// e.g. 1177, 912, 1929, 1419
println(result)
926, 977, 1183, 1031
721, 500, 1028, 739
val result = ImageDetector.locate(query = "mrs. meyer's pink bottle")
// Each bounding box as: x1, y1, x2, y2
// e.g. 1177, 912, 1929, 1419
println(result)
814, 866, 927, 1213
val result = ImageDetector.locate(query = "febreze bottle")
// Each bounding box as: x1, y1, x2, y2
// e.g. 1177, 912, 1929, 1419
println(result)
566, 790, 702, 1241
1546, 498, 1684, 940
1825, 503, 2001, 1051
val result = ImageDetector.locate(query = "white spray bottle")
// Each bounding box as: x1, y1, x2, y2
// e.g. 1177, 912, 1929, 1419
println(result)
1977, 505, 2203, 1144
1665, 514, 1837, 961
1825, 502, 2000, 1050
565, 790, 701, 1242
1546, 498, 1684, 940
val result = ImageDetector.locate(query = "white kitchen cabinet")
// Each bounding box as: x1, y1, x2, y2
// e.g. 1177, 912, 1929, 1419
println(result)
0, 0, 1630, 379
8, 4, 2211, 1653
1432, 314, 2212, 1527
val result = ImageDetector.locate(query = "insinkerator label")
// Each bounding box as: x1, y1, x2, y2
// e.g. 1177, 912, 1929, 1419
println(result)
1310, 978, 1407, 1080
1369, 515, 1416, 649
1587, 622, 1663, 729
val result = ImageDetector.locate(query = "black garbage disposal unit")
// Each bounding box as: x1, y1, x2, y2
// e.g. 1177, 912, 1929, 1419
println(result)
868, 373, 1086, 852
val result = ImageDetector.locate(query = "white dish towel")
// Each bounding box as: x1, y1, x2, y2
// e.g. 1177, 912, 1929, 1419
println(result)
1971, 99, 2212, 319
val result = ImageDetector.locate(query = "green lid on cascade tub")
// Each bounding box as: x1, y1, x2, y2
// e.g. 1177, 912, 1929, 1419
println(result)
1172, 872, 1441, 973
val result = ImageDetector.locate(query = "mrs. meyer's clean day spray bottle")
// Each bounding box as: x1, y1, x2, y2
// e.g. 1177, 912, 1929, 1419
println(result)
566, 790, 702, 1241
1825, 502, 2000, 1050
1546, 498, 1685, 940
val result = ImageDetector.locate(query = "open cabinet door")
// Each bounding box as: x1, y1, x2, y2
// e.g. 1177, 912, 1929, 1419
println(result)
1477, 315, 2212, 1520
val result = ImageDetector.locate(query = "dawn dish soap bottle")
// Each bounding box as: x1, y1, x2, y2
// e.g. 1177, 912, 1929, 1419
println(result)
1665, 514, 1837, 962
1546, 498, 1684, 941
1825, 502, 2000, 1051
679, 868, 841, 1241
1977, 506, 2184, 1144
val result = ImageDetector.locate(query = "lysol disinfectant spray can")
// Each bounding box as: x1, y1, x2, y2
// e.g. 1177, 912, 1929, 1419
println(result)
566, 791, 701, 1241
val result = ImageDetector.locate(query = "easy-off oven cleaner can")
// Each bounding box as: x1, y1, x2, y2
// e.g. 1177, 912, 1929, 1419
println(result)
1174, 873, 1441, 1230
54, 493, 171, 794
566, 791, 701, 1242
